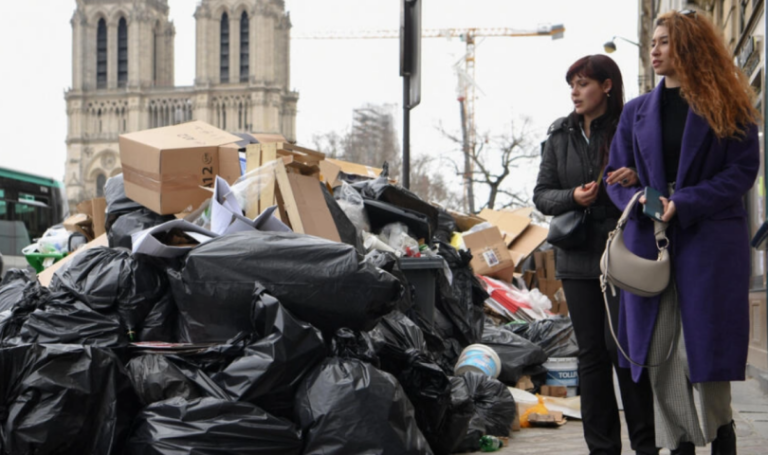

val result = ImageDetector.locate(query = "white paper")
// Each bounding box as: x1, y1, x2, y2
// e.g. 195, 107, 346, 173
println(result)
132, 219, 218, 258
210, 176, 291, 235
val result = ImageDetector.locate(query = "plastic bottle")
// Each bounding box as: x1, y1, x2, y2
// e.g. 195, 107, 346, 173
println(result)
479, 435, 503, 452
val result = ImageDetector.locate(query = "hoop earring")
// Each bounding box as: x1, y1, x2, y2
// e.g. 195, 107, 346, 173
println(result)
606, 92, 611, 97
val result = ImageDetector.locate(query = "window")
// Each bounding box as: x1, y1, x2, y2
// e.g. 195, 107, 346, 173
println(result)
96, 174, 106, 197
97, 19, 107, 89
220, 13, 230, 83
118, 18, 128, 87
240, 12, 249, 82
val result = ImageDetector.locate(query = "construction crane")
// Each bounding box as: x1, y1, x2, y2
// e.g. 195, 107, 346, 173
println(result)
293, 25, 565, 213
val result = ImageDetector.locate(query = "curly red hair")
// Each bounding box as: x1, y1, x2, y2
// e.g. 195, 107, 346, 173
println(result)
656, 11, 760, 138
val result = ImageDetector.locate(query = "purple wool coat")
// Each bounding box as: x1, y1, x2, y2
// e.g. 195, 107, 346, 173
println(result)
605, 80, 759, 383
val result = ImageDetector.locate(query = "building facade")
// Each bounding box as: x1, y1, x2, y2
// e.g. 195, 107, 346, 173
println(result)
64, 0, 298, 208
639, 0, 768, 383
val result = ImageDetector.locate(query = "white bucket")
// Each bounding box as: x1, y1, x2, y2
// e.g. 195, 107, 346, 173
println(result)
454, 344, 502, 379
543, 357, 579, 397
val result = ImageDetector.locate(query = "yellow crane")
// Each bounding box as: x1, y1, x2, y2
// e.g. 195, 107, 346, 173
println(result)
293, 25, 565, 213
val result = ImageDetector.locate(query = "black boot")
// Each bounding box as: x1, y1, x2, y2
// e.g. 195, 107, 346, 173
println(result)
711, 420, 736, 455
671, 441, 696, 455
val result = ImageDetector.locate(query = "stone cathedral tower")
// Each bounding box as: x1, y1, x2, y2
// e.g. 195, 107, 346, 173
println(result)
64, 0, 298, 209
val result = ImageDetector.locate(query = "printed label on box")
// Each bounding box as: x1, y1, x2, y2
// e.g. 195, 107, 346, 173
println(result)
483, 249, 500, 267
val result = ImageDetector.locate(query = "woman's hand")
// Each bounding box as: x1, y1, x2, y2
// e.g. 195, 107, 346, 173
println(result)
606, 167, 638, 187
573, 181, 599, 207
660, 197, 676, 222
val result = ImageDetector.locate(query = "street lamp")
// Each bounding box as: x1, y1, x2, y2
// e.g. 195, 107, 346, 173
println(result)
604, 36, 640, 53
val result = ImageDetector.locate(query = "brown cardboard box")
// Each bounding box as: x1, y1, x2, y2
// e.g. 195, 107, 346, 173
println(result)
511, 404, 522, 432
38, 234, 109, 287
119, 121, 242, 215
540, 385, 568, 398
463, 226, 515, 278
515, 375, 534, 392
544, 249, 556, 279
478, 208, 532, 247
447, 210, 486, 232
76, 198, 107, 237
508, 225, 549, 267
321, 158, 383, 187
63, 214, 94, 241
283, 171, 341, 242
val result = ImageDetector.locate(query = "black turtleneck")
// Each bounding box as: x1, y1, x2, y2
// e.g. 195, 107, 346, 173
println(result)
661, 86, 689, 183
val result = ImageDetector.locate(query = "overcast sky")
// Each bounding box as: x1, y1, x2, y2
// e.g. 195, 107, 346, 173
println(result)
0, 0, 640, 204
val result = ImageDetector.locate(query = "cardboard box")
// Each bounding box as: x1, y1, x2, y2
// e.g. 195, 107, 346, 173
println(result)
321, 158, 383, 187
528, 411, 567, 427
119, 121, 242, 215
511, 404, 521, 432
463, 226, 515, 278
63, 213, 94, 241
478, 208, 532, 247
545, 249, 556, 279
540, 385, 568, 398
77, 197, 107, 238
508, 225, 549, 267
515, 375, 534, 392
448, 210, 486, 232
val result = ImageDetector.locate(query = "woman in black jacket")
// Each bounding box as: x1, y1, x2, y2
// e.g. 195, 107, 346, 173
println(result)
533, 55, 657, 455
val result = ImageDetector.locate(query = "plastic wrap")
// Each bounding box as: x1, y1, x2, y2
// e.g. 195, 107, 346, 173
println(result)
170, 230, 401, 340
508, 316, 579, 358
335, 181, 371, 234
295, 357, 433, 455
126, 397, 303, 455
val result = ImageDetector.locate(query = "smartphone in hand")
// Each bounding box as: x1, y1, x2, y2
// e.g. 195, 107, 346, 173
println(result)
643, 187, 665, 222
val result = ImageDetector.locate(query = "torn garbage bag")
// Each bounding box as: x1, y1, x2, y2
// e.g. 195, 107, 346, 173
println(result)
50, 247, 170, 341
456, 372, 517, 452
295, 357, 433, 455
126, 397, 302, 455
170, 230, 400, 341
508, 316, 579, 358
213, 285, 327, 419
369, 311, 452, 453
0, 344, 139, 455
482, 320, 549, 385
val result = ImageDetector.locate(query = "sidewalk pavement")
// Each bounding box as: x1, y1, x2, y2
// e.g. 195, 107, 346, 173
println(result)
494, 377, 768, 455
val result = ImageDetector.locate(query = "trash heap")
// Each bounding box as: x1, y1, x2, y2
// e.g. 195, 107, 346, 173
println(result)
3, 121, 580, 455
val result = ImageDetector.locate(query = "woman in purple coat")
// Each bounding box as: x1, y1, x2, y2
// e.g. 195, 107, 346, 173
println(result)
605, 10, 760, 455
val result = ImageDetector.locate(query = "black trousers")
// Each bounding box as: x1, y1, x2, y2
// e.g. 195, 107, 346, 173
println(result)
562, 279, 658, 455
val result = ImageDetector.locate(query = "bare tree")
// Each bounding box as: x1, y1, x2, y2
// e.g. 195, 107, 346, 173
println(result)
409, 155, 461, 210
312, 131, 347, 159
439, 116, 540, 213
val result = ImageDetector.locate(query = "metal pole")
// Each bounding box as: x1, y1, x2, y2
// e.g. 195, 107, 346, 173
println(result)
459, 97, 474, 213
402, 76, 410, 189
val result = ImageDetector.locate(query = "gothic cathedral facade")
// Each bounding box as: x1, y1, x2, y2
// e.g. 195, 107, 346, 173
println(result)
65, 0, 298, 209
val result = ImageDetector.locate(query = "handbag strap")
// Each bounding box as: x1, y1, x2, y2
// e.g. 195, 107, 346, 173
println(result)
617, 191, 669, 246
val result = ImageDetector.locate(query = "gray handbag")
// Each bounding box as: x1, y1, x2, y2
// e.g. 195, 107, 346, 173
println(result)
600, 190, 676, 368
600, 191, 670, 297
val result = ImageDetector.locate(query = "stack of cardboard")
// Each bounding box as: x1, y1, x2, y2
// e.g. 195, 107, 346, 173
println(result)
60, 197, 108, 242
523, 250, 568, 316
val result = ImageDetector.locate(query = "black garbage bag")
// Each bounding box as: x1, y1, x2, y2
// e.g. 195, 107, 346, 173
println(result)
429, 376, 476, 455
127, 354, 230, 406
0, 270, 32, 313
435, 241, 487, 346
108, 208, 175, 249
136, 292, 177, 342
369, 312, 452, 452
126, 397, 302, 455
0, 279, 51, 344
19, 297, 126, 346
50, 247, 170, 340
212, 285, 327, 420
331, 328, 380, 366
170, 230, 401, 341
364, 249, 414, 313
104, 173, 143, 232
508, 316, 579, 358
295, 357, 433, 455
321, 182, 365, 254
483, 320, 549, 385
0, 344, 139, 455
350, 175, 439, 235
456, 372, 517, 452
434, 207, 458, 245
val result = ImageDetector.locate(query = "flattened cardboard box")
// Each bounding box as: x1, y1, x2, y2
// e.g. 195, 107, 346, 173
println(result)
119, 121, 242, 215
478, 208, 532, 247
463, 226, 514, 278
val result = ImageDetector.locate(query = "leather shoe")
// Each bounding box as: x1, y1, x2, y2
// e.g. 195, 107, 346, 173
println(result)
711, 420, 736, 455
671, 441, 695, 455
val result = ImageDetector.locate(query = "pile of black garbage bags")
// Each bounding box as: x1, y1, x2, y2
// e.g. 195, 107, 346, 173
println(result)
0, 173, 547, 455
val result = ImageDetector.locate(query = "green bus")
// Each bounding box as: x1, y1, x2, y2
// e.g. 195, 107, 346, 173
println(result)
0, 167, 68, 275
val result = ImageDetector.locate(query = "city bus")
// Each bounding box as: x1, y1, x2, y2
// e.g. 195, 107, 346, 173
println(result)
0, 167, 68, 275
